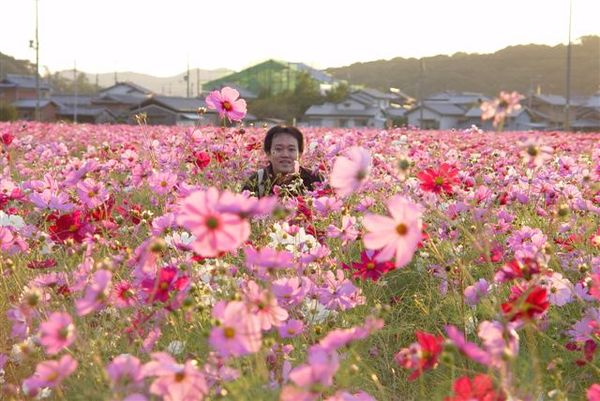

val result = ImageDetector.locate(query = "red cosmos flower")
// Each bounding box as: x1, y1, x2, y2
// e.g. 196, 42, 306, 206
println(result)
192, 151, 211, 169
417, 163, 459, 195
141, 266, 189, 304
342, 250, 395, 281
494, 258, 541, 283
27, 258, 57, 270
1, 132, 14, 146
394, 330, 444, 381
47, 210, 91, 243
444, 374, 505, 401
501, 285, 549, 322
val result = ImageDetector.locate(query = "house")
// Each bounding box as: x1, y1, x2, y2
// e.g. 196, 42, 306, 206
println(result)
303, 87, 414, 128
0, 74, 51, 104
91, 82, 154, 121
127, 95, 221, 126
11, 99, 60, 122
303, 97, 385, 128
463, 106, 536, 131
51, 94, 115, 124
405, 92, 486, 129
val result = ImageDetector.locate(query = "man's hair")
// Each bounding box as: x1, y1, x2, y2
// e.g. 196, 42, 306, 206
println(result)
263, 125, 304, 155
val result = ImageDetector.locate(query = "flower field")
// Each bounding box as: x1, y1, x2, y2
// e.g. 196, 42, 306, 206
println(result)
0, 120, 599, 401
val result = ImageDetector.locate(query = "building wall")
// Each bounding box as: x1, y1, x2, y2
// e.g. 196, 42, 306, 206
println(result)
16, 104, 58, 122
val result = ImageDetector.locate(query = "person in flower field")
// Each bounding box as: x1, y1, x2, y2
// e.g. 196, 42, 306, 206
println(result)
242, 125, 323, 197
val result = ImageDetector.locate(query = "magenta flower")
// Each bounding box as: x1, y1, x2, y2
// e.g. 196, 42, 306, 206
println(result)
363, 195, 423, 268
176, 187, 250, 257
209, 301, 262, 358
22, 354, 78, 396
75, 269, 112, 316
330, 146, 371, 198
141, 266, 189, 305
142, 353, 208, 401
205, 87, 247, 122
39, 312, 76, 355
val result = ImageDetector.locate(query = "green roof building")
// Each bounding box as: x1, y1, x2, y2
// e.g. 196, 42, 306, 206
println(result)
203, 59, 335, 97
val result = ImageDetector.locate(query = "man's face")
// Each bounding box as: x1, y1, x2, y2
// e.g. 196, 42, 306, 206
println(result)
268, 133, 300, 175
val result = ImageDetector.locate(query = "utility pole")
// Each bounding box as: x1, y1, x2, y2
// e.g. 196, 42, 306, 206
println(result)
564, 0, 573, 131
34, 0, 40, 121
73, 61, 78, 123
196, 68, 200, 96
185, 61, 190, 98
419, 59, 424, 129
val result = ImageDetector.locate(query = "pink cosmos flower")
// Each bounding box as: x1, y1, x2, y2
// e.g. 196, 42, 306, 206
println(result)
76, 178, 110, 209
464, 279, 490, 306
326, 215, 359, 245
317, 269, 363, 311
106, 354, 145, 392
330, 146, 371, 198
111, 280, 139, 308
289, 345, 339, 388
22, 355, 78, 396
209, 301, 262, 358
588, 384, 600, 401
244, 246, 295, 279
75, 269, 112, 316
480, 90, 523, 128
176, 187, 250, 257
279, 319, 305, 339
243, 281, 288, 330
147, 171, 178, 196
272, 276, 312, 308
205, 87, 247, 122
363, 195, 423, 268
142, 352, 208, 401
39, 312, 76, 355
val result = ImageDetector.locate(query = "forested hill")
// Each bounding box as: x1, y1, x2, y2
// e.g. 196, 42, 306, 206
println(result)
326, 36, 600, 98
0, 52, 35, 77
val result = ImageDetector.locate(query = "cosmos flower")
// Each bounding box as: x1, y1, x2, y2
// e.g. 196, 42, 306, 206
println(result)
205, 87, 247, 122
330, 146, 371, 198
362, 195, 423, 269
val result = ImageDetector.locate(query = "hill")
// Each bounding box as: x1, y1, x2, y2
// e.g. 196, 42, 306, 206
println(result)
326, 36, 600, 98
55, 69, 233, 97
0, 52, 36, 76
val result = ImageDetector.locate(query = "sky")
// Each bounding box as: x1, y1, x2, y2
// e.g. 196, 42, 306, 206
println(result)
1, 0, 599, 77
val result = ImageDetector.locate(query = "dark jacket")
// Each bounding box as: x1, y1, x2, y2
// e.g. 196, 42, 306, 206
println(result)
242, 163, 324, 197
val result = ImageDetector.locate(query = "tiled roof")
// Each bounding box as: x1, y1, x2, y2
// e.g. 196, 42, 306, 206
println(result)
12, 99, 58, 108
139, 95, 213, 113
305, 102, 380, 117
2, 74, 51, 90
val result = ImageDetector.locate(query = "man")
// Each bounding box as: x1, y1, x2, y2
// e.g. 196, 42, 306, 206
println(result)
242, 126, 323, 198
